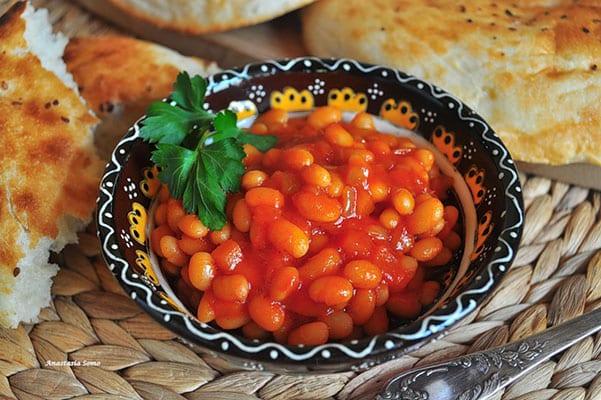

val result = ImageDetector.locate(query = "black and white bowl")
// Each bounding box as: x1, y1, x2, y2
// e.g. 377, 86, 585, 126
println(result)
97, 57, 524, 372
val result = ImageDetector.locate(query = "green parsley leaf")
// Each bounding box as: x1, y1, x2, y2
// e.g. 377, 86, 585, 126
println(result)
171, 72, 207, 112
141, 103, 206, 145
151, 139, 246, 230
210, 110, 245, 143
187, 155, 228, 229
150, 144, 196, 198
139, 72, 212, 145
140, 72, 278, 230
204, 139, 246, 193
211, 110, 278, 151
238, 132, 278, 152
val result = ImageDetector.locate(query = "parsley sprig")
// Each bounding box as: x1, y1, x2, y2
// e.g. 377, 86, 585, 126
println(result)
140, 72, 277, 230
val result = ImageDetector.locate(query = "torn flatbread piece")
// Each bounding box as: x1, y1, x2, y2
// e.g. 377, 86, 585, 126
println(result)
77, 0, 316, 34
0, 1, 103, 328
303, 0, 601, 165
64, 35, 219, 157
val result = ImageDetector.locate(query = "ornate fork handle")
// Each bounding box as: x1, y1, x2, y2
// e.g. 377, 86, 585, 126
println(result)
378, 306, 601, 400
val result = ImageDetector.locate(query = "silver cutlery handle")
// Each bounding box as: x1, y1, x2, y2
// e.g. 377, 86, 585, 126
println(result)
378, 306, 601, 400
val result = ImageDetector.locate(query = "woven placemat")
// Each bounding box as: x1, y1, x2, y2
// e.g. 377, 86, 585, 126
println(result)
1, 172, 600, 400
1, 1, 601, 399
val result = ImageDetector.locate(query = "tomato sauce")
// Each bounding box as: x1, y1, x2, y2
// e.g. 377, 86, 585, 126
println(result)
152, 106, 461, 345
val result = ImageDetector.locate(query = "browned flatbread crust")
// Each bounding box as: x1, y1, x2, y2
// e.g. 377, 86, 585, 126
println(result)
303, 0, 601, 165
0, 2, 102, 308
64, 35, 219, 156
65, 35, 218, 116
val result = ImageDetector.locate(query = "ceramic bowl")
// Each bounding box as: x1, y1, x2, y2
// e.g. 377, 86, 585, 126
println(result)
97, 57, 524, 373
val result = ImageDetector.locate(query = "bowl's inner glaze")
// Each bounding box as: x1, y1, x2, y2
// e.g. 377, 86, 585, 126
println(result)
100, 58, 523, 369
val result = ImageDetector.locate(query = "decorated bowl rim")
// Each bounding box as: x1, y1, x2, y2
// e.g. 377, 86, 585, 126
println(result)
96, 57, 524, 369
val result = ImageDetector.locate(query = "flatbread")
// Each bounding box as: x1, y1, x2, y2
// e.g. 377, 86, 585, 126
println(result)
65, 35, 219, 157
0, 1, 103, 327
302, 0, 601, 165
77, 0, 316, 34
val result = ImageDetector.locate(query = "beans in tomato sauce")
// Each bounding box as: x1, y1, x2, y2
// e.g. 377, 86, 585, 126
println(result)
152, 107, 461, 346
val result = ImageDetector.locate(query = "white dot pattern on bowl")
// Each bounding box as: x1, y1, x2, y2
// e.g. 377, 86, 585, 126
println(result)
96, 57, 524, 365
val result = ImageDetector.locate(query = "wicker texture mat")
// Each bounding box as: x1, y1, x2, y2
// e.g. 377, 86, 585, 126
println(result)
1, 175, 600, 400
1, 0, 601, 399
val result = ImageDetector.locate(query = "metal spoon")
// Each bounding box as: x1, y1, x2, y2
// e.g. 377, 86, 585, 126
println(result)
378, 306, 601, 400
